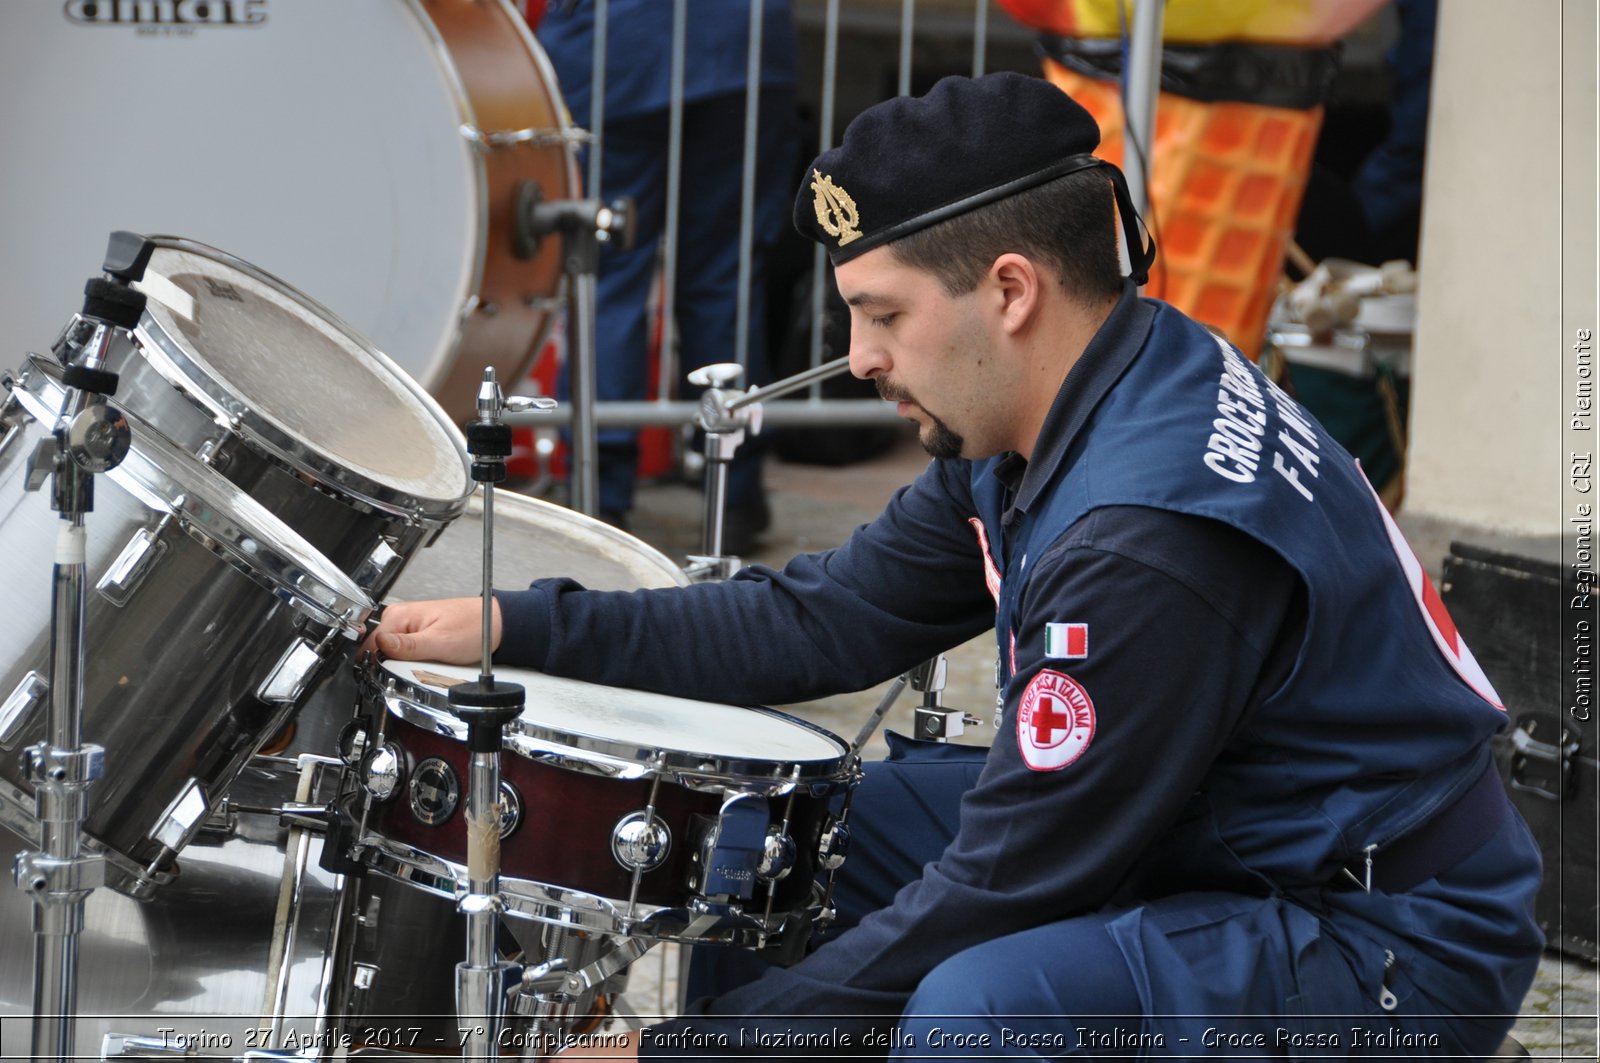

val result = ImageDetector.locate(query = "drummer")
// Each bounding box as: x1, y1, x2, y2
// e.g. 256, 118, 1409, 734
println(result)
374, 73, 1541, 1060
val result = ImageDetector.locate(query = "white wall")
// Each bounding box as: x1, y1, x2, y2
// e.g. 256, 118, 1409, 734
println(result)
1407, 0, 1596, 538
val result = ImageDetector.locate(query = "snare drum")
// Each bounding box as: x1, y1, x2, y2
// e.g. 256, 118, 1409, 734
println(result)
354, 660, 854, 946
112, 236, 474, 597
0, 364, 372, 895
0, 0, 578, 423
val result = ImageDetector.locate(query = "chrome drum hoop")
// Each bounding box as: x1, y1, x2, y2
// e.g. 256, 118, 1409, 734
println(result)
356, 834, 809, 947
366, 660, 853, 790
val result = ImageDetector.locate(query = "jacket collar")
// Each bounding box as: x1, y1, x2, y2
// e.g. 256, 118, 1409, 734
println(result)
992, 280, 1157, 519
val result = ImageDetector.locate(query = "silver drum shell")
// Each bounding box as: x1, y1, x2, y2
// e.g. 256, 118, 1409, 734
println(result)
0, 373, 372, 895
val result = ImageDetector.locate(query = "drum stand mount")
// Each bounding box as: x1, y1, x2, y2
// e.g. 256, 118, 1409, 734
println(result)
680, 354, 857, 582
444, 370, 665, 1057
449, 368, 547, 1061
16, 231, 152, 1063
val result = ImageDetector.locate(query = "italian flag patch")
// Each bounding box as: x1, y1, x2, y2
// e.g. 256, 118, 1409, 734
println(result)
1044, 622, 1089, 660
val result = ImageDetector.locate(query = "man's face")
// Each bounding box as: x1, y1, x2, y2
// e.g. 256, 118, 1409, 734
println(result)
835, 248, 1003, 460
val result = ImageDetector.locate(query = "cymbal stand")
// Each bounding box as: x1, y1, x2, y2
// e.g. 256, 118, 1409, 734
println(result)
515, 183, 634, 518
448, 369, 553, 1062
16, 231, 152, 1063
682, 355, 854, 581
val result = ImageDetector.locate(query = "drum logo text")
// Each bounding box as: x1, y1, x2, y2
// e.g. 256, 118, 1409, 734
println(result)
65, 1, 268, 27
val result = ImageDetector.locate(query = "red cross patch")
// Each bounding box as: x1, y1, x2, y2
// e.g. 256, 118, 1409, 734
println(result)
1016, 669, 1096, 771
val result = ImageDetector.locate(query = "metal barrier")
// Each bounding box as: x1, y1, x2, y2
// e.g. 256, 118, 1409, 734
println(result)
520, 1, 1033, 513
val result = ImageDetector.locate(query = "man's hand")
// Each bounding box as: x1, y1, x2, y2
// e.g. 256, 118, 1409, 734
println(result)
365, 596, 503, 664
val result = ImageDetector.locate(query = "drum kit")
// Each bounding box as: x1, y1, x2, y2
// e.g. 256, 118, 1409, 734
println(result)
0, 4, 868, 1057
0, 228, 861, 1059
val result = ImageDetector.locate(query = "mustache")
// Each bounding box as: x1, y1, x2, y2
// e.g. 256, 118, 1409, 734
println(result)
876, 379, 913, 404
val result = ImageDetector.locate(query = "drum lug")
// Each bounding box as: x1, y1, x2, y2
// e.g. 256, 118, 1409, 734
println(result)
337, 718, 370, 767
256, 636, 323, 705
148, 777, 210, 854
24, 436, 59, 492
359, 742, 404, 802
497, 780, 523, 839
95, 522, 170, 606
348, 960, 380, 1017
194, 438, 231, 473
756, 828, 797, 884
611, 810, 671, 873
817, 816, 851, 871
460, 123, 589, 151
0, 670, 49, 747
353, 537, 403, 591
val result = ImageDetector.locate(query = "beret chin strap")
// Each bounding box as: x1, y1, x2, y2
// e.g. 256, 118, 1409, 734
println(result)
1101, 161, 1157, 287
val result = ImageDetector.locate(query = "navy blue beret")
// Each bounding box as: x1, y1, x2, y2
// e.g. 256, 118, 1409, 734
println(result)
795, 72, 1154, 283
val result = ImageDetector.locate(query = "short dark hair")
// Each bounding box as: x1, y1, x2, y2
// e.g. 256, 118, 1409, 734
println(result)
886, 167, 1125, 304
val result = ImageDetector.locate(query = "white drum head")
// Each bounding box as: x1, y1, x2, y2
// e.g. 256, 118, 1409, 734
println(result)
382, 659, 847, 765
137, 241, 470, 507
0, 1, 478, 389
392, 490, 687, 600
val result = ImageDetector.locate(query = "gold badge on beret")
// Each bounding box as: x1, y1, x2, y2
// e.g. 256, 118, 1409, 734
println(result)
811, 171, 861, 247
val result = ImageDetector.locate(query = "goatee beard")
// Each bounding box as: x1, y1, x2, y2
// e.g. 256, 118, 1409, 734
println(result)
878, 380, 964, 459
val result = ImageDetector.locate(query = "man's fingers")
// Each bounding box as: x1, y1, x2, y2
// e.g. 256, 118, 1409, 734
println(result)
376, 630, 416, 659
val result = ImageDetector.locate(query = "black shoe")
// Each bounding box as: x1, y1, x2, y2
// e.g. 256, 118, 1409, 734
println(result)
598, 508, 630, 532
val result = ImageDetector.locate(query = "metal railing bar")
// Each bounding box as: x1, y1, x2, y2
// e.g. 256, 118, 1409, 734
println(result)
972, 0, 989, 77
658, 0, 689, 401
505, 399, 903, 430
807, 0, 843, 397
735, 0, 766, 373
898, 0, 916, 96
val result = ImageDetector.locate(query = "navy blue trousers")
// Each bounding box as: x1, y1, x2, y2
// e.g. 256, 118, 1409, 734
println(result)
688, 735, 1542, 1059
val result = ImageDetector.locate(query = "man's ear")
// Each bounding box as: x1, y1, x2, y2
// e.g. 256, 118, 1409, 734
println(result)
990, 252, 1041, 336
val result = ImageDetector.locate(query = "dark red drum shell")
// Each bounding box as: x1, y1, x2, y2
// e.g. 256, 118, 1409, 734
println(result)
368, 706, 832, 914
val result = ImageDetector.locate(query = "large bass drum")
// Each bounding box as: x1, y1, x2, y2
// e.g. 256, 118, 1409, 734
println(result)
0, 0, 578, 422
